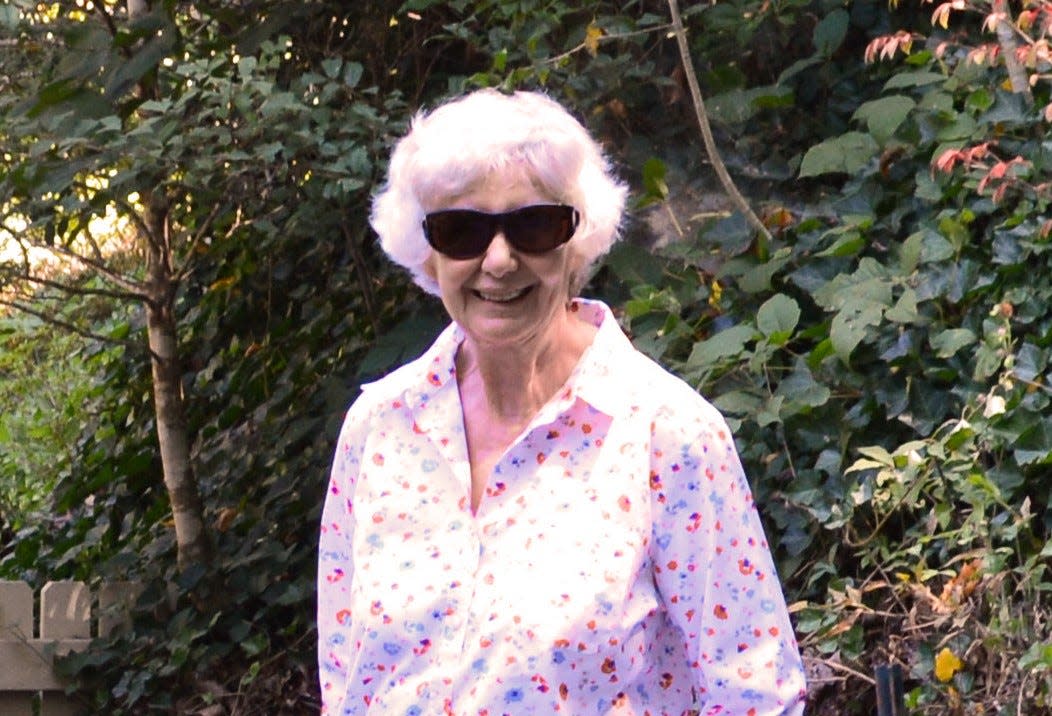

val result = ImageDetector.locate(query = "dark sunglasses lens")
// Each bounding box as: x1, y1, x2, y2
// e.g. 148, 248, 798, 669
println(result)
425, 211, 495, 259
504, 206, 577, 253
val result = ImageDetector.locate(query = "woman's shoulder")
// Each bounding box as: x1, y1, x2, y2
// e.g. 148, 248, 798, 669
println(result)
615, 345, 721, 419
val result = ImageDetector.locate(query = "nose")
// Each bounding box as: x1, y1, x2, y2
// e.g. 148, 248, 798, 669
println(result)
480, 231, 518, 277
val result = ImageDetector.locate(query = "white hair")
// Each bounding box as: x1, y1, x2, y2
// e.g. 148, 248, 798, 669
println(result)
369, 89, 629, 296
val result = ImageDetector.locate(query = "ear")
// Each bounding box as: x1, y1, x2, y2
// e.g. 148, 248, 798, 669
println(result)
566, 247, 589, 297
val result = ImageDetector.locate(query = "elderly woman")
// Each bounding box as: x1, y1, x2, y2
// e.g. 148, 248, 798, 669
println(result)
318, 89, 806, 715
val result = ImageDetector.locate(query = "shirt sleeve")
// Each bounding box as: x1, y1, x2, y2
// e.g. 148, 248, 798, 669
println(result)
317, 395, 371, 714
649, 403, 807, 715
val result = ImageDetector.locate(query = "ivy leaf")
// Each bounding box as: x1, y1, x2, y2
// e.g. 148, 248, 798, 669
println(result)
641, 157, 669, 203
813, 9, 849, 57
883, 70, 946, 89
799, 132, 879, 177
756, 293, 800, 345
1019, 642, 1052, 672
929, 328, 976, 358
1015, 419, 1052, 466
830, 301, 885, 364
885, 288, 920, 324
774, 358, 831, 409
853, 95, 915, 145
687, 323, 755, 367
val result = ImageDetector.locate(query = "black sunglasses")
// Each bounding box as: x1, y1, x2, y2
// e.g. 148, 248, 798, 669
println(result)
422, 204, 580, 260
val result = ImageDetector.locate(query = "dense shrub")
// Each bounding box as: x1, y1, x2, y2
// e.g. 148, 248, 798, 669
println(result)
1, 0, 1049, 713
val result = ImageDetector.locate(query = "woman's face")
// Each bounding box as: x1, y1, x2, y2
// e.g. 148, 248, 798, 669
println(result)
422, 169, 582, 355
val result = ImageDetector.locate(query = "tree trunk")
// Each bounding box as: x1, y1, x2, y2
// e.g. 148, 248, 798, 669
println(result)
143, 196, 212, 572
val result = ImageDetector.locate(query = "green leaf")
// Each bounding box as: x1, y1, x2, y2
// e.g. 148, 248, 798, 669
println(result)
830, 302, 884, 364
343, 61, 364, 88
687, 324, 755, 367
774, 358, 831, 408
756, 293, 800, 344
737, 248, 792, 293
1015, 420, 1052, 466
778, 56, 821, 85
1020, 642, 1052, 672
703, 212, 753, 256
104, 30, 176, 101
799, 132, 879, 177
936, 112, 979, 142
712, 390, 763, 417
857, 445, 895, 466
938, 215, 970, 252
883, 71, 946, 90
641, 157, 669, 201
813, 9, 849, 57
816, 233, 866, 258
899, 232, 924, 272
885, 288, 920, 324
604, 242, 666, 286
929, 328, 976, 358
757, 395, 784, 426
708, 85, 792, 125
321, 58, 343, 79
853, 95, 915, 145
973, 344, 1004, 380
965, 88, 994, 114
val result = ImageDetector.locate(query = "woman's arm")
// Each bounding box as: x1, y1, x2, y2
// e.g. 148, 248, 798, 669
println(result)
317, 398, 370, 714
649, 406, 807, 715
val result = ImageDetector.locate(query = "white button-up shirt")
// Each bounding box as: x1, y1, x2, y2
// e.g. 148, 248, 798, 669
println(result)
318, 300, 806, 715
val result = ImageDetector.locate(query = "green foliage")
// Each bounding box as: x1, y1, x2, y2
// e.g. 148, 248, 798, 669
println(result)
606, 1, 1052, 710
2, 0, 1049, 713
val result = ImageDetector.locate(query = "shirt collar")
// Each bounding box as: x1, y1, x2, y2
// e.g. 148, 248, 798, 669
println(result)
373, 298, 636, 421
558, 299, 636, 419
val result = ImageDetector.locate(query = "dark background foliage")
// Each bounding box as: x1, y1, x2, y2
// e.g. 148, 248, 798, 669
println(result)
1, 0, 1050, 713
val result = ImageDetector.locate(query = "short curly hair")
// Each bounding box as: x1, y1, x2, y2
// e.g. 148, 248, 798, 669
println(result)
369, 89, 628, 296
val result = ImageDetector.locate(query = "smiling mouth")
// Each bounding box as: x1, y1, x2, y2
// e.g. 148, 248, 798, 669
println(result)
473, 286, 532, 303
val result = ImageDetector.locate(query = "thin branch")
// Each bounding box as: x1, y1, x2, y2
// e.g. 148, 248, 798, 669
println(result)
0, 297, 157, 361
42, 243, 148, 296
174, 202, 225, 283
666, 0, 774, 243
808, 655, 877, 685
17, 269, 148, 303
542, 24, 675, 66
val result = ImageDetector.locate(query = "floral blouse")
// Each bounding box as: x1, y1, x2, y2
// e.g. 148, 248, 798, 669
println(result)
318, 300, 807, 715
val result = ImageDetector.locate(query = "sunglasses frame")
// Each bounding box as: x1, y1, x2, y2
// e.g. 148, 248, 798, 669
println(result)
422, 204, 580, 260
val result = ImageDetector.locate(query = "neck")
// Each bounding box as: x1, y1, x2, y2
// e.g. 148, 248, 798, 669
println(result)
456, 308, 595, 422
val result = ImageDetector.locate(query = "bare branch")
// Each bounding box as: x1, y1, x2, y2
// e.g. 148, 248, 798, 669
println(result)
41, 244, 148, 296
0, 297, 157, 361
17, 269, 148, 303
174, 202, 228, 283
666, 0, 774, 243
541, 24, 675, 66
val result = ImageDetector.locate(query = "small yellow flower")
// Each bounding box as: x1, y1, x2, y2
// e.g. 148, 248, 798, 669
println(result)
584, 23, 604, 56
708, 280, 723, 310
934, 647, 963, 682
